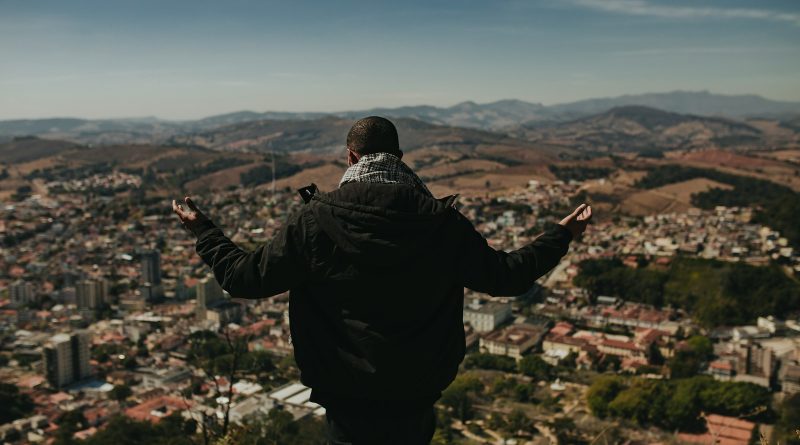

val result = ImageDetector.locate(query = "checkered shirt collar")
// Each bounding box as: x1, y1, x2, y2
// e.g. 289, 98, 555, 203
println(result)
339, 152, 432, 197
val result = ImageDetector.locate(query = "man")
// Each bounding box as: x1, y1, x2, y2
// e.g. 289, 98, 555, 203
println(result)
173, 116, 592, 444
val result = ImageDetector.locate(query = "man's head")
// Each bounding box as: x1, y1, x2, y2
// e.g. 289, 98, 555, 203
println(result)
346, 116, 402, 166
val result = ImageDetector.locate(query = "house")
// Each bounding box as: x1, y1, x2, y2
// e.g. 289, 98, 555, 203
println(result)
480, 323, 546, 360
677, 414, 756, 445
463, 298, 511, 333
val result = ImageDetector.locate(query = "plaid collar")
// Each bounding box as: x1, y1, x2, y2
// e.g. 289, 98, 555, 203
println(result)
339, 152, 433, 197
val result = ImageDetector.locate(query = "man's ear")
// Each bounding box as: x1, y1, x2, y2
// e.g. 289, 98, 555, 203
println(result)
347, 149, 360, 166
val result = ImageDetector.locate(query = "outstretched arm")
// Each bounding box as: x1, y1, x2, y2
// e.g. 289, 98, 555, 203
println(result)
457, 204, 592, 296
172, 196, 306, 299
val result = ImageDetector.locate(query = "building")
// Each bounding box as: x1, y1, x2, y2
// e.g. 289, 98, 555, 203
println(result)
43, 331, 91, 389
76, 279, 109, 310
138, 367, 192, 390
463, 298, 512, 333
9, 280, 35, 307
125, 396, 190, 423
677, 414, 756, 445
780, 362, 800, 395
207, 301, 244, 325
141, 249, 162, 285
480, 323, 546, 360
196, 275, 225, 319
734, 341, 775, 388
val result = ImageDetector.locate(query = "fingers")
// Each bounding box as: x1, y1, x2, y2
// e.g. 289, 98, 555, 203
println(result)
172, 199, 183, 216
184, 196, 199, 212
172, 199, 191, 220
579, 205, 593, 222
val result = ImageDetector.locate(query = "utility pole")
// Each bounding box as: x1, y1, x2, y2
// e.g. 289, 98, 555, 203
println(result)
270, 148, 276, 195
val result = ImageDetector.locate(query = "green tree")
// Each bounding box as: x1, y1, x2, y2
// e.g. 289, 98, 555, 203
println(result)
439, 374, 482, 421
0, 383, 34, 424
586, 375, 625, 418
774, 393, 800, 445
503, 409, 531, 435
109, 384, 133, 402
518, 355, 551, 381
464, 353, 517, 372
82, 414, 195, 445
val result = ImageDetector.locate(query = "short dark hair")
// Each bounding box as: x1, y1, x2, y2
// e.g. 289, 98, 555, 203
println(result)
346, 116, 401, 156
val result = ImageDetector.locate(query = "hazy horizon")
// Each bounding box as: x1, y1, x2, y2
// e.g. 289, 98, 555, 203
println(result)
2, 0, 800, 120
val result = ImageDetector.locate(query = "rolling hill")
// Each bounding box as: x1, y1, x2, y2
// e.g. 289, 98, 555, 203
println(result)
509, 106, 766, 153
2, 91, 799, 144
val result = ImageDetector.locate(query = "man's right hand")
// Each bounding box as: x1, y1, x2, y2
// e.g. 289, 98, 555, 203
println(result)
558, 203, 593, 239
172, 196, 212, 237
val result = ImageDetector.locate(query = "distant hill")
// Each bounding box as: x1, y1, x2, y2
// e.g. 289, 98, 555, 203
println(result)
3, 91, 798, 143
173, 115, 558, 157
509, 106, 765, 153
0, 117, 183, 145
548, 90, 800, 119
338, 99, 555, 131
0, 136, 82, 163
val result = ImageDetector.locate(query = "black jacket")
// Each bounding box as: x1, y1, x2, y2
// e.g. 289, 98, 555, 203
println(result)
194, 182, 573, 404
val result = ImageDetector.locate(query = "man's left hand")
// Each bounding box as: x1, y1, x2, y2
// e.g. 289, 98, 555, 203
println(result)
172, 196, 211, 236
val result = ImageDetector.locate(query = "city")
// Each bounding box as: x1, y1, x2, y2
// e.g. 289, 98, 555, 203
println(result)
1, 169, 799, 444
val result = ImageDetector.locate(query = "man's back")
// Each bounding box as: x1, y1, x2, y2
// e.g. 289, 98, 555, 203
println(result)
174, 116, 591, 444
195, 180, 572, 403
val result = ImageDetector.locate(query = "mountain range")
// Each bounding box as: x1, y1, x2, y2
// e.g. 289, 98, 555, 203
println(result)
2, 91, 799, 145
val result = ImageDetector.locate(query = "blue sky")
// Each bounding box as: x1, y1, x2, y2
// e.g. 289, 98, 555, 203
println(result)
1, 0, 799, 119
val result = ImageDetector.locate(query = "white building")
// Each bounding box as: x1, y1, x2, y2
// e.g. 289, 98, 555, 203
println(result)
196, 275, 225, 319
43, 331, 91, 389
463, 298, 512, 333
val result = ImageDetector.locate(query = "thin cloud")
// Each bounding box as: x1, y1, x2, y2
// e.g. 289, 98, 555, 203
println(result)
572, 0, 800, 26
611, 46, 799, 56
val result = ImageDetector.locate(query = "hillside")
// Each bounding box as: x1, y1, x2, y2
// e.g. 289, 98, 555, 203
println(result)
510, 106, 765, 153
0, 136, 82, 164
3, 92, 799, 143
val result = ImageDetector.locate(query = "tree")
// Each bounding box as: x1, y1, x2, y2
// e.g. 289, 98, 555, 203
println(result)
109, 384, 133, 402
586, 375, 625, 418
607, 380, 667, 426
668, 336, 713, 379
664, 377, 708, 431
774, 393, 800, 445
464, 353, 516, 372
0, 383, 34, 424
503, 409, 531, 436
54, 409, 89, 445
82, 414, 195, 445
439, 374, 482, 421
518, 355, 551, 381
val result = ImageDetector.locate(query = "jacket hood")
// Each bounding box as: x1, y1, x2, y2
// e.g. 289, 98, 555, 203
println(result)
307, 183, 458, 267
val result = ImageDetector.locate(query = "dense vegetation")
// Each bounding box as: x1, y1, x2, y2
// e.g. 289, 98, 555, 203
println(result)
587, 375, 771, 432
635, 165, 800, 248
463, 353, 554, 381
574, 257, 800, 327
50, 410, 327, 445
774, 393, 800, 444
0, 383, 34, 423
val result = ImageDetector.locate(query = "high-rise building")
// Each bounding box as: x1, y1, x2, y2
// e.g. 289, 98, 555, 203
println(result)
141, 250, 162, 285
140, 249, 163, 301
43, 331, 91, 389
9, 280, 35, 307
76, 279, 109, 310
196, 275, 224, 319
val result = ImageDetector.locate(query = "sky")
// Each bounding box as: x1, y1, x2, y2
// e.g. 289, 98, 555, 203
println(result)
1, 0, 799, 120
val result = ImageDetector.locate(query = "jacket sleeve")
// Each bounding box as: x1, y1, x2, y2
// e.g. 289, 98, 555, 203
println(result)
455, 211, 573, 296
194, 212, 308, 299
